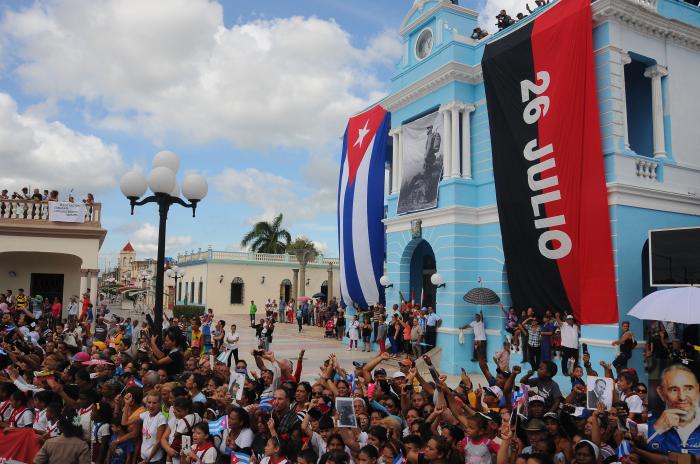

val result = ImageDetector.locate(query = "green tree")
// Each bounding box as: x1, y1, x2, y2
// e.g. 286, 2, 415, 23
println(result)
240, 213, 291, 254
287, 237, 318, 298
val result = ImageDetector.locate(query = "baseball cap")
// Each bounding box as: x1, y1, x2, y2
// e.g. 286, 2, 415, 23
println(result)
392, 371, 406, 379
528, 394, 545, 404
72, 352, 90, 362
543, 412, 560, 422
352, 361, 367, 369
374, 368, 387, 377
566, 314, 574, 320
400, 358, 413, 367
484, 385, 504, 401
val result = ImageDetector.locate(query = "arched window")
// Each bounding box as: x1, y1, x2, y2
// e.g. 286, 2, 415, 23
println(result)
178, 282, 182, 302
230, 277, 244, 305
198, 279, 203, 305
280, 279, 292, 302
190, 281, 195, 303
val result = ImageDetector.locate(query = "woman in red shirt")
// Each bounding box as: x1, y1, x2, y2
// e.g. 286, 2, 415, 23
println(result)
79, 292, 90, 322
50, 297, 62, 329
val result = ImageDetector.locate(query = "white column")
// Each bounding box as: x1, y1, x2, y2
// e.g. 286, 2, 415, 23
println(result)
451, 104, 461, 178
620, 52, 632, 150
439, 104, 452, 177
89, 271, 98, 308
644, 64, 668, 159
462, 105, 476, 179
389, 128, 400, 194
79, 269, 88, 297
397, 127, 404, 191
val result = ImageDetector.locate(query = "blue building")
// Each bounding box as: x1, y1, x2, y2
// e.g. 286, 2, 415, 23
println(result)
369, 0, 700, 378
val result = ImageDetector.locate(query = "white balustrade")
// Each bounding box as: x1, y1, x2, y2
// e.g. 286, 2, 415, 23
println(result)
635, 158, 658, 180
0, 200, 101, 224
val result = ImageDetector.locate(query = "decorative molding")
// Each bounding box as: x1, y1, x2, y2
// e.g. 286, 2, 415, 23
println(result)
381, 62, 482, 112
384, 182, 700, 235
401, 1, 479, 36
384, 204, 499, 233
592, 0, 700, 52
607, 182, 700, 215
644, 64, 669, 78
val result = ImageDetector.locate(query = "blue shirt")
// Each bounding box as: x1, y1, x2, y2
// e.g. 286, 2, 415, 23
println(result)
426, 313, 441, 327
648, 412, 700, 455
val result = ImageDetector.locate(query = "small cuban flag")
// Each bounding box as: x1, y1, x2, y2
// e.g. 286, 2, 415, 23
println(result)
209, 415, 228, 435
126, 377, 144, 388
393, 451, 405, 464
259, 396, 274, 411
616, 439, 631, 458
231, 451, 251, 464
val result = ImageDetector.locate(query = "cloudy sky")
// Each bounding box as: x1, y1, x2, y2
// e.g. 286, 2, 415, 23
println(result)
0, 0, 506, 269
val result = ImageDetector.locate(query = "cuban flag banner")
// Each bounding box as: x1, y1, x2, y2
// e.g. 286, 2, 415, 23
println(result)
338, 105, 390, 309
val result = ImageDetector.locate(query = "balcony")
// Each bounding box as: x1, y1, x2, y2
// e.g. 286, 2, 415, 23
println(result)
177, 249, 339, 267
0, 200, 106, 244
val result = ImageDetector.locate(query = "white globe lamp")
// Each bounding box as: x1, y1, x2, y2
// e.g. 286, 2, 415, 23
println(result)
379, 275, 393, 288
120, 170, 148, 199
152, 150, 180, 174
182, 173, 208, 201
431, 273, 446, 288
148, 166, 177, 195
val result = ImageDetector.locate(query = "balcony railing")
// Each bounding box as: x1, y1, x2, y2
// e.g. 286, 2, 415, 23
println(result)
177, 249, 339, 266
0, 200, 102, 225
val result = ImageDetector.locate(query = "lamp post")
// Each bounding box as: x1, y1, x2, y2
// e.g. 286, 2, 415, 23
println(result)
166, 265, 186, 307
120, 151, 207, 336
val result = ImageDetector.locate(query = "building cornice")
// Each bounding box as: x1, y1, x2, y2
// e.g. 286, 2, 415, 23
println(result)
607, 182, 700, 215
400, 1, 479, 36
381, 61, 482, 113
0, 222, 107, 246
383, 204, 499, 233
592, 0, 700, 51
383, 182, 700, 234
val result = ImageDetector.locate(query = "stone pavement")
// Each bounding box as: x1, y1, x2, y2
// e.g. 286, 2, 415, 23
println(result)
223, 315, 488, 387
112, 307, 486, 387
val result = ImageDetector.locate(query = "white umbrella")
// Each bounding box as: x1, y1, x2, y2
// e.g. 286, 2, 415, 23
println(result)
627, 287, 700, 324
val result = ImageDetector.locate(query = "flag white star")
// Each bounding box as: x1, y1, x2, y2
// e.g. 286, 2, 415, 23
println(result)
353, 120, 370, 148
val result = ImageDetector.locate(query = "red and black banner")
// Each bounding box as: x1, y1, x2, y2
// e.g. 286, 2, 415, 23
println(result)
482, 0, 618, 324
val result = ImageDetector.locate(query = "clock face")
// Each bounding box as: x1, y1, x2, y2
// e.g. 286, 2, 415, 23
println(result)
415, 28, 433, 60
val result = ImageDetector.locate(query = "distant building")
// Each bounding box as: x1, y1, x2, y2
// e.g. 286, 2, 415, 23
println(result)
118, 242, 136, 285
0, 199, 106, 314
175, 248, 340, 316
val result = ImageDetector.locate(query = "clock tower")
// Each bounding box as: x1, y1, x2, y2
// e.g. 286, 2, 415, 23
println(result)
395, 0, 479, 74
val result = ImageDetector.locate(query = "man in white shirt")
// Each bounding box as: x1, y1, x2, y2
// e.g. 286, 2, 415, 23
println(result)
461, 310, 486, 362
556, 313, 580, 377
67, 296, 78, 323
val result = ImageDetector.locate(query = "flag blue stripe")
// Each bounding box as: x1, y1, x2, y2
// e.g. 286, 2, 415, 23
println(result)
338, 108, 390, 309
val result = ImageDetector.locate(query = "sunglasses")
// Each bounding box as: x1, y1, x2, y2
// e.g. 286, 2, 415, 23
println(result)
312, 392, 323, 397
636, 389, 647, 394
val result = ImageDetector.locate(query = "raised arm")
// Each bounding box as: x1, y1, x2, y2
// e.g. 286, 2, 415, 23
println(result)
361, 352, 390, 383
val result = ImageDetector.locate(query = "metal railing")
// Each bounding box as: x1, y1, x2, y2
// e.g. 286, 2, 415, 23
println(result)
0, 200, 101, 224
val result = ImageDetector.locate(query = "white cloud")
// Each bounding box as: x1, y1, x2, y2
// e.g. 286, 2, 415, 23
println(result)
1, 0, 402, 150
129, 223, 193, 257
212, 166, 336, 225
0, 92, 123, 196
312, 240, 329, 255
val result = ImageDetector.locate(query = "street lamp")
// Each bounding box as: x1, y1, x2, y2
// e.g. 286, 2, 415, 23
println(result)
120, 151, 207, 336
166, 266, 186, 304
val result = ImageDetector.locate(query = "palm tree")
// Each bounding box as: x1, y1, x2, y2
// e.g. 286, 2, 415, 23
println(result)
287, 237, 318, 299
240, 214, 291, 254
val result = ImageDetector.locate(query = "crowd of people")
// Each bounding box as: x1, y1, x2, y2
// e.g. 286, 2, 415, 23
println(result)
0, 285, 696, 463
1, 187, 95, 205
